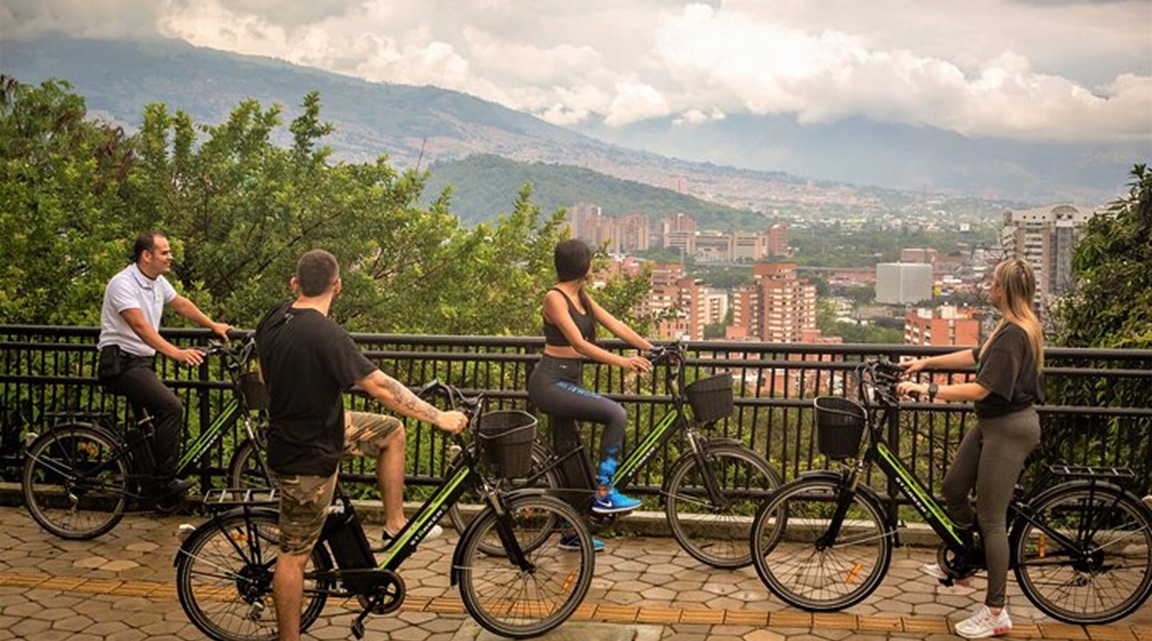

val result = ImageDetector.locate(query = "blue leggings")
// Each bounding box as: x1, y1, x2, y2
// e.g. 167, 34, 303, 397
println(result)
528, 355, 626, 490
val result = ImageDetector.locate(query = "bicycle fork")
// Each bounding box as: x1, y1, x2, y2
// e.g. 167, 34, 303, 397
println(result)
817, 473, 862, 550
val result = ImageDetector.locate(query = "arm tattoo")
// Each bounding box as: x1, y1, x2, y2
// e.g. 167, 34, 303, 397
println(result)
378, 373, 441, 423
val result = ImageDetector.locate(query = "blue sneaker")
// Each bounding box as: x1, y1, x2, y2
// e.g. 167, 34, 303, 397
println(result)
592, 488, 641, 514
559, 532, 605, 552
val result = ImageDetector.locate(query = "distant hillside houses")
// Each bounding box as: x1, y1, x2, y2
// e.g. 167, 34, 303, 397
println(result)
568, 204, 790, 262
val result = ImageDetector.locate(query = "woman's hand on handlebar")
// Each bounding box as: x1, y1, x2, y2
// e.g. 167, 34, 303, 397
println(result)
620, 354, 652, 373
895, 381, 929, 399
900, 358, 929, 376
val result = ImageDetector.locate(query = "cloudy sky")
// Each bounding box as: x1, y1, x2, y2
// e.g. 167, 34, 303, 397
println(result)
3, 0, 1150, 145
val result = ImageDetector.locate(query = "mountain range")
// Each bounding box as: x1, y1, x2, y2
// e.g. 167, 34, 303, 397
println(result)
1, 35, 1136, 219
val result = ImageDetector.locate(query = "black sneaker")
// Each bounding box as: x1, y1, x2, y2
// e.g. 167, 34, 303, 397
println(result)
154, 477, 196, 498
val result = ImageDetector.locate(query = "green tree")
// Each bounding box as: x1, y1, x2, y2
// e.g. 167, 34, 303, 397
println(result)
1056, 164, 1152, 349
0, 77, 136, 324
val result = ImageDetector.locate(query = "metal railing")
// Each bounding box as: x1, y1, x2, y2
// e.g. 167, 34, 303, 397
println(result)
2, 325, 1150, 503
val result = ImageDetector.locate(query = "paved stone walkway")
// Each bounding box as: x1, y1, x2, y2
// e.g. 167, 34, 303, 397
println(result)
0, 502, 1148, 641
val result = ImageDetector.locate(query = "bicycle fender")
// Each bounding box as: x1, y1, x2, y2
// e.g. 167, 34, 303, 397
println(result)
172, 506, 280, 567
705, 437, 747, 449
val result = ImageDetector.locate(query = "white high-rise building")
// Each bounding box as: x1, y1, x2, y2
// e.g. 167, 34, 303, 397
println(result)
875, 263, 933, 305
1000, 204, 1101, 298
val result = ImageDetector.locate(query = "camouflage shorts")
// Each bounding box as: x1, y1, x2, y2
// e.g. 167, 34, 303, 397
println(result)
276, 412, 401, 554
278, 472, 338, 555
343, 411, 402, 458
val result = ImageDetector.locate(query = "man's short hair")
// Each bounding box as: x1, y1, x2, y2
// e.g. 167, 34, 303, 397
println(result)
132, 232, 163, 263
296, 250, 339, 297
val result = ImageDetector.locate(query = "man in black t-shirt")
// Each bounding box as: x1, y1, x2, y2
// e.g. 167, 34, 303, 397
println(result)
256, 249, 466, 641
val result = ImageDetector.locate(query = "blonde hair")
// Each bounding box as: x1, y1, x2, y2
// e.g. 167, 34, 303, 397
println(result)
981, 258, 1044, 368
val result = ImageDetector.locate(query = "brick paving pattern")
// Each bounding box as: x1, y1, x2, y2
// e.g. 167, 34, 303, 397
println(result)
0, 503, 1148, 640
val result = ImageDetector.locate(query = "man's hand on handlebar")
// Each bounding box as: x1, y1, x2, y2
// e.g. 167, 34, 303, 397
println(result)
435, 410, 468, 435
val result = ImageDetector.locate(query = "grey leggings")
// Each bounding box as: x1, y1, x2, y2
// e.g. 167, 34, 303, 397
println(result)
942, 407, 1041, 608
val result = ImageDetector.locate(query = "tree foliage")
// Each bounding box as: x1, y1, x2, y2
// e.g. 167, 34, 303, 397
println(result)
0, 78, 642, 336
1055, 164, 1152, 349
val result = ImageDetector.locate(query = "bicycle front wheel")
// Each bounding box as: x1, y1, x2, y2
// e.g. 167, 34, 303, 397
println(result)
446, 443, 560, 555
175, 509, 332, 641
456, 494, 595, 638
665, 443, 782, 568
1013, 483, 1152, 624
751, 477, 892, 611
22, 424, 129, 540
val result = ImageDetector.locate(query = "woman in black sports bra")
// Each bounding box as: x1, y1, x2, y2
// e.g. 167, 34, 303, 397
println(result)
528, 239, 652, 548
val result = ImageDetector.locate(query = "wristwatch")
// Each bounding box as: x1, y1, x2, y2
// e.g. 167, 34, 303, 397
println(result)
927, 382, 939, 401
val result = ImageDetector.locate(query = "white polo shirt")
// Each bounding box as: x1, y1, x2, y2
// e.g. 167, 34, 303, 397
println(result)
97, 264, 178, 357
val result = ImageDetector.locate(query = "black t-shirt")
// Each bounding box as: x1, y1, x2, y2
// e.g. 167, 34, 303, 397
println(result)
255, 301, 377, 476
973, 323, 1043, 419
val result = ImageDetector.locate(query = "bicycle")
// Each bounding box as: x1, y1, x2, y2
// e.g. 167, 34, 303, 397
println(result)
21, 333, 273, 539
173, 380, 597, 641
749, 358, 1152, 624
445, 340, 783, 568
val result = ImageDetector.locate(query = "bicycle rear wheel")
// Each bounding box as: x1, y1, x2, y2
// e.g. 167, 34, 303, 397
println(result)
446, 443, 560, 555
1013, 483, 1152, 624
175, 509, 332, 641
22, 424, 129, 540
751, 477, 892, 611
665, 443, 782, 568
455, 494, 595, 638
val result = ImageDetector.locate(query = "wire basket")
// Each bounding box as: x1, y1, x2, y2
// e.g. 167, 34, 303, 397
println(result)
239, 372, 269, 411
685, 374, 734, 425
814, 396, 867, 460
477, 410, 538, 478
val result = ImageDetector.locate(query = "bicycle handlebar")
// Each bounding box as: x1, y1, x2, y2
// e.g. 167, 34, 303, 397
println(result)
646, 340, 686, 366
416, 379, 484, 433
857, 358, 904, 404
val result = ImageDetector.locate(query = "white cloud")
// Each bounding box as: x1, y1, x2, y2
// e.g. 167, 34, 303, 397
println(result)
3, 0, 1149, 144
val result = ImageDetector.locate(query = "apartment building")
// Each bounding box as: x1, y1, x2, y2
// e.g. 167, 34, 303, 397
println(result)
1000, 204, 1100, 298
727, 262, 817, 343
904, 305, 981, 347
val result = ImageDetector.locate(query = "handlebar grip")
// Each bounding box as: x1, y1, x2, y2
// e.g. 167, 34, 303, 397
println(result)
225, 328, 252, 341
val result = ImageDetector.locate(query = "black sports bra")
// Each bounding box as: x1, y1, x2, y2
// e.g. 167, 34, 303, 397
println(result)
542, 288, 596, 347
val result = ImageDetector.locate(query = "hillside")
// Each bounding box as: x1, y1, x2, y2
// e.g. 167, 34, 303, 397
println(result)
0, 35, 1034, 220
423, 155, 766, 226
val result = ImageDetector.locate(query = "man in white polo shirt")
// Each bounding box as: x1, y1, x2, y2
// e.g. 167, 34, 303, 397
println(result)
97, 232, 232, 499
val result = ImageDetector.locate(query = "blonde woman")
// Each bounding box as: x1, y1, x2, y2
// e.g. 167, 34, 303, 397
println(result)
897, 258, 1044, 639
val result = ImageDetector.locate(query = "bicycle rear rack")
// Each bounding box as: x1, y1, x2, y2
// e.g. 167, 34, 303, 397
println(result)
1049, 464, 1134, 480
202, 487, 279, 507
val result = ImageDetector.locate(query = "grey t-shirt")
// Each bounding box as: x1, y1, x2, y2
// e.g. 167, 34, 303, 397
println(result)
973, 323, 1042, 419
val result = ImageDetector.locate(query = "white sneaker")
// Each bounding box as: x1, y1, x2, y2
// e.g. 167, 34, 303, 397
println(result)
921, 563, 973, 588
954, 605, 1012, 639
382, 523, 442, 546
1142, 494, 1151, 510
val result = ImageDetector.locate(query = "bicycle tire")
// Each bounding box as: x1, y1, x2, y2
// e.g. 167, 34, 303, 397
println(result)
455, 494, 595, 638
22, 423, 129, 540
175, 508, 332, 641
665, 442, 782, 568
1012, 482, 1152, 624
227, 432, 275, 490
751, 476, 892, 611
446, 443, 560, 555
